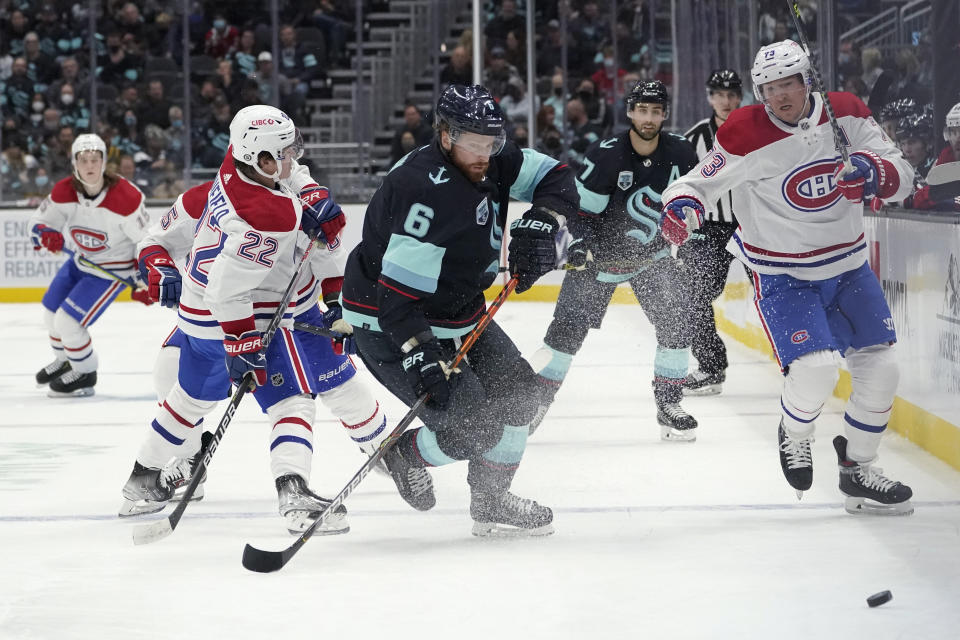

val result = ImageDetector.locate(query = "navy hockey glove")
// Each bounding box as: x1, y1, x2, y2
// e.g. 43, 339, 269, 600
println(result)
31, 224, 64, 253
508, 208, 561, 293
223, 331, 267, 388
322, 303, 356, 356
138, 245, 181, 308
300, 186, 346, 245
660, 196, 705, 246
402, 339, 456, 410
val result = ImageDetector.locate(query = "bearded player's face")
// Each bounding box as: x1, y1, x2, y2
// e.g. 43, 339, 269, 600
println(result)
628, 103, 665, 141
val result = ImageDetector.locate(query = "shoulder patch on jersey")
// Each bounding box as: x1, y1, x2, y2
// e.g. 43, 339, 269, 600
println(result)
179, 181, 213, 219
219, 156, 299, 233
717, 105, 791, 156
99, 178, 145, 216
49, 177, 79, 204
617, 171, 634, 190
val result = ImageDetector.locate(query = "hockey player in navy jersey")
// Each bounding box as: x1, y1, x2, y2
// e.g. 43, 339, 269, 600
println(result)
30, 133, 153, 397
527, 80, 701, 442
679, 70, 745, 396
341, 84, 579, 536
661, 40, 915, 515
120, 105, 356, 535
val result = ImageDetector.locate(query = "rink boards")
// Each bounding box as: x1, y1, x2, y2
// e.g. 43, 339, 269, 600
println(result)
2, 203, 958, 469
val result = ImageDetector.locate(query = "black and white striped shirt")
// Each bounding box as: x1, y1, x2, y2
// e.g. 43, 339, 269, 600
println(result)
684, 114, 738, 227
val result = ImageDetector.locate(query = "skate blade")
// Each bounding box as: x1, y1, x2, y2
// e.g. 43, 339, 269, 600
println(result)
682, 384, 722, 397
660, 426, 697, 442
471, 521, 555, 537
844, 496, 914, 516
170, 484, 204, 503
284, 510, 350, 536
527, 405, 550, 437
795, 489, 804, 501
118, 497, 168, 518
47, 387, 95, 398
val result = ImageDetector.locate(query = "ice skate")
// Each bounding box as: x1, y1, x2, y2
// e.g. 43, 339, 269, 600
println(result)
383, 442, 436, 511
171, 432, 213, 503
778, 422, 813, 499
833, 436, 913, 516
682, 369, 725, 396
276, 474, 349, 535
358, 444, 390, 477
656, 401, 698, 442
470, 490, 554, 537
35, 359, 70, 386
47, 369, 97, 397
118, 460, 189, 517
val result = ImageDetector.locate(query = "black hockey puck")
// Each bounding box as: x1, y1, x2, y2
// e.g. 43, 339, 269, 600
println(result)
867, 590, 893, 607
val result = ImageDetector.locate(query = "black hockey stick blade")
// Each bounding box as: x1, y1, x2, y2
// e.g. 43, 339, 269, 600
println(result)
242, 542, 295, 573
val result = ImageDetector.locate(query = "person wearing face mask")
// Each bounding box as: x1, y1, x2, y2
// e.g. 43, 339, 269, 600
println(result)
204, 14, 240, 58
26, 167, 53, 198
56, 84, 91, 132
342, 84, 579, 535
575, 79, 610, 133
29, 133, 153, 398
528, 80, 701, 442
661, 41, 915, 515
677, 69, 746, 397
589, 46, 628, 108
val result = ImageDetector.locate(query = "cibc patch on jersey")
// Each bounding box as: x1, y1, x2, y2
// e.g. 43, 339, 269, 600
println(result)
781, 158, 842, 212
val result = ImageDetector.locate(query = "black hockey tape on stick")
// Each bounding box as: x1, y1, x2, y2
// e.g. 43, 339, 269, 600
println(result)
131, 240, 319, 546
241, 276, 520, 573
292, 321, 337, 338
61, 247, 143, 290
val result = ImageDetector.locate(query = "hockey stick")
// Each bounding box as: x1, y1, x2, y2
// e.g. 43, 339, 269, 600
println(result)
786, 1, 882, 212
61, 247, 143, 290
926, 161, 960, 202
292, 321, 336, 337
241, 275, 520, 573
132, 239, 318, 546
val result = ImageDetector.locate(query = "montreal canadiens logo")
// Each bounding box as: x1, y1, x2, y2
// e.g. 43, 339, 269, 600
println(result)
781, 159, 841, 212
791, 330, 809, 344
70, 227, 108, 252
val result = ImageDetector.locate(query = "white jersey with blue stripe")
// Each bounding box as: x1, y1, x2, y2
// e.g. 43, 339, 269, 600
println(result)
662, 92, 914, 280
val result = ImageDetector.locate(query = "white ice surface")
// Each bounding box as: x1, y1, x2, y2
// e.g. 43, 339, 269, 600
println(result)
1, 300, 959, 640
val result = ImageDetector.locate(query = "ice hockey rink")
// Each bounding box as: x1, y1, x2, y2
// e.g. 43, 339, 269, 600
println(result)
2, 299, 959, 640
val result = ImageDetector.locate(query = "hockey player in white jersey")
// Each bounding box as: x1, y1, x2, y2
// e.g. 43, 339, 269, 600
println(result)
30, 133, 153, 397
660, 40, 915, 515
120, 106, 361, 534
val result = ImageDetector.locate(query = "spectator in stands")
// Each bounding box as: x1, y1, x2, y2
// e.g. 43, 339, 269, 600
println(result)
231, 29, 259, 78
440, 45, 472, 87
205, 14, 240, 59
25, 166, 52, 199
0, 138, 37, 200
215, 59, 243, 107
390, 103, 433, 165
138, 80, 172, 131
310, 1, 352, 66
99, 30, 143, 85
503, 30, 526, 76
484, 46, 521, 101
499, 77, 539, 124
543, 73, 567, 129
163, 106, 187, 169
145, 10, 175, 57
537, 19, 580, 77
115, 3, 146, 44
890, 48, 930, 106
112, 109, 143, 158
590, 46, 628, 107
51, 83, 89, 132
4, 57, 33, 121
566, 97, 602, 170
485, 0, 525, 50
277, 24, 322, 119
116, 153, 138, 184
106, 84, 141, 130
37, 107, 62, 143
45, 125, 74, 179
571, 2, 609, 67
2, 10, 30, 58
26, 92, 49, 130
151, 163, 186, 199
861, 47, 893, 109
536, 123, 564, 161
23, 32, 56, 90
254, 52, 277, 105
196, 95, 232, 167
46, 57, 89, 106
137, 123, 170, 179
575, 78, 610, 133
193, 79, 222, 125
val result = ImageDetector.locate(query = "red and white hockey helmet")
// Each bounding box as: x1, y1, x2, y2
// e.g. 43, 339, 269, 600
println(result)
229, 105, 303, 181
751, 40, 812, 103
944, 102, 960, 140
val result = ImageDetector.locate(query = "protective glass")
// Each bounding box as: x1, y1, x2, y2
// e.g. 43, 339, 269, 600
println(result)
280, 129, 304, 161
450, 129, 506, 157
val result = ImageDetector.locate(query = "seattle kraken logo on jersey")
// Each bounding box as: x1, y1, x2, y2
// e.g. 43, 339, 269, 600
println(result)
476, 197, 490, 225
625, 186, 663, 245
617, 171, 634, 191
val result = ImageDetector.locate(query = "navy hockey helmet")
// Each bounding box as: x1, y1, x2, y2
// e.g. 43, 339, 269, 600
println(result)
879, 98, 919, 124
625, 80, 670, 117
895, 112, 933, 142
706, 69, 743, 95
435, 84, 506, 156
